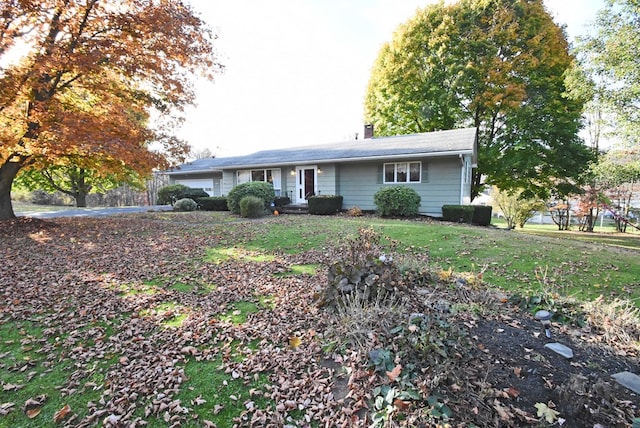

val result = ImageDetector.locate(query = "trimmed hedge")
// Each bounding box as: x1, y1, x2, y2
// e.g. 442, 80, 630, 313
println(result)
472, 205, 493, 226
308, 195, 343, 215
442, 205, 493, 225
442, 205, 475, 223
374, 186, 421, 217
239, 195, 265, 218
227, 181, 276, 214
197, 197, 229, 211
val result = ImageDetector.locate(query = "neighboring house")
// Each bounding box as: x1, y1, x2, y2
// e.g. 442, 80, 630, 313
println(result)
166, 127, 477, 217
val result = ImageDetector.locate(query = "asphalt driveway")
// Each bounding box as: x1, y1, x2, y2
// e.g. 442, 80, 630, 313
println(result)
16, 205, 172, 219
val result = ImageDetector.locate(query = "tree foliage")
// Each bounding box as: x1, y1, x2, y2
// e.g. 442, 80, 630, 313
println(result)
0, 0, 222, 219
492, 187, 545, 229
575, 0, 640, 146
15, 160, 144, 207
364, 0, 594, 201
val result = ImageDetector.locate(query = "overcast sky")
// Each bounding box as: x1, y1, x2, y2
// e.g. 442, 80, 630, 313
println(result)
181, 0, 605, 157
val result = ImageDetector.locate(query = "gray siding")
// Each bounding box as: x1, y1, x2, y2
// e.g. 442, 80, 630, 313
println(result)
338, 158, 462, 215
318, 163, 337, 195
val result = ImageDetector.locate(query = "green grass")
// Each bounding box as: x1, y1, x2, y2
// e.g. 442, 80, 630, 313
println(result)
230, 215, 640, 304
11, 201, 74, 213
177, 358, 271, 428
205, 247, 276, 263
220, 301, 260, 325
0, 320, 117, 427
274, 263, 321, 277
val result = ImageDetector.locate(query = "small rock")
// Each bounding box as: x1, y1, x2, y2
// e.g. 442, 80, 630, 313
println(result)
612, 371, 640, 394
544, 342, 574, 359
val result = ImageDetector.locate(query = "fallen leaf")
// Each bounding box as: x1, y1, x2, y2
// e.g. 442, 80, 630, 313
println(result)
505, 387, 520, 398
0, 402, 15, 415
386, 364, 402, 382
393, 399, 410, 410
26, 407, 41, 419
53, 404, 71, 423
535, 402, 559, 423
288, 335, 302, 350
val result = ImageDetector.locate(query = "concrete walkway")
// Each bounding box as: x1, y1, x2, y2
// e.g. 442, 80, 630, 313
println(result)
16, 205, 172, 219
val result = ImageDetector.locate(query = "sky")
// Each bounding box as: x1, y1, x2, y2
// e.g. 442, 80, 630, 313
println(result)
180, 0, 605, 157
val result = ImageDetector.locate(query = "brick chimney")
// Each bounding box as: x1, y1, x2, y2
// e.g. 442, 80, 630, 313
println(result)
364, 124, 374, 139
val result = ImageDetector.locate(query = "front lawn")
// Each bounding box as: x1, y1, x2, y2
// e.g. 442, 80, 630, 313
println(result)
1, 212, 638, 427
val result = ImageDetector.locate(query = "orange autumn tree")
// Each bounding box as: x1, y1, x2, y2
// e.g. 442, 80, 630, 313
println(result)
0, 0, 222, 219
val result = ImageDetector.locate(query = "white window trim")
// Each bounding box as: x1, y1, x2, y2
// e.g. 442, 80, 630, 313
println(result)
237, 168, 282, 195
383, 161, 422, 184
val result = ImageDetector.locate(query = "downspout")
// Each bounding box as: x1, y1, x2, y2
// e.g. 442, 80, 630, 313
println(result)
459, 154, 465, 204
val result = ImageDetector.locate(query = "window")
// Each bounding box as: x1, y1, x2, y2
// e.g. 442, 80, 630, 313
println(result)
237, 168, 282, 195
383, 162, 421, 183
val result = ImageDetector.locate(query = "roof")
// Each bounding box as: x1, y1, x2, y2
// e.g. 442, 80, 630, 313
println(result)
167, 127, 476, 175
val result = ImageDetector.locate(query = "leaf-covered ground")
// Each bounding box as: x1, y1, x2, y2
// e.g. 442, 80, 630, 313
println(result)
1, 212, 639, 427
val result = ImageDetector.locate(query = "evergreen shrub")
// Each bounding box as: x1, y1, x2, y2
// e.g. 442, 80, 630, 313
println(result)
373, 186, 421, 217
227, 182, 275, 214
239, 195, 265, 218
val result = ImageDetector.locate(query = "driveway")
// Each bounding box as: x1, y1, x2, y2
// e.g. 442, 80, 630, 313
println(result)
16, 205, 172, 219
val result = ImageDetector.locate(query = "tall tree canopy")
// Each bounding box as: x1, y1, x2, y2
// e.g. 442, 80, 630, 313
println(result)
575, 0, 640, 147
0, 0, 222, 219
364, 0, 594, 200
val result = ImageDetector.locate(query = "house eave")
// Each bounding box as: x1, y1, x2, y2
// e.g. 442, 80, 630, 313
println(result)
168, 149, 474, 174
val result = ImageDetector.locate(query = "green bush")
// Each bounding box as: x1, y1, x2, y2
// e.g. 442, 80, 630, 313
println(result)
173, 198, 198, 212
373, 186, 421, 217
227, 182, 275, 214
157, 184, 208, 205
472, 205, 492, 226
308, 195, 343, 215
197, 197, 229, 211
239, 195, 265, 218
442, 205, 475, 223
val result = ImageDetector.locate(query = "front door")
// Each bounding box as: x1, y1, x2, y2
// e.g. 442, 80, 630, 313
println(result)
295, 166, 316, 203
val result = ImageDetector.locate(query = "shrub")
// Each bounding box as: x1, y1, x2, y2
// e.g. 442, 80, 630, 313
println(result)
472, 205, 493, 226
197, 196, 229, 211
157, 184, 190, 205
442, 205, 475, 223
308, 195, 343, 215
173, 198, 198, 212
181, 188, 209, 200
239, 195, 265, 218
157, 184, 208, 205
227, 182, 275, 214
374, 186, 421, 217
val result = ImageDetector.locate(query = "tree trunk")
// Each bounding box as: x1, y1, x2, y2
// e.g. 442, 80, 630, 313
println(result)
0, 161, 21, 220
75, 192, 87, 207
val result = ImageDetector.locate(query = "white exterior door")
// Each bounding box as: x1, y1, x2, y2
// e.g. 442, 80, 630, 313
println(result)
295, 166, 317, 204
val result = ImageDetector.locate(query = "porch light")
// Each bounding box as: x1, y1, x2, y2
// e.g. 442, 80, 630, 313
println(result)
290, 168, 295, 176
317, 167, 323, 174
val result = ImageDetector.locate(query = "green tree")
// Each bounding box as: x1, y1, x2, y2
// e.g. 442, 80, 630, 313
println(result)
592, 149, 640, 232
0, 0, 222, 220
492, 186, 545, 229
15, 159, 144, 208
364, 0, 594, 201
575, 0, 640, 146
